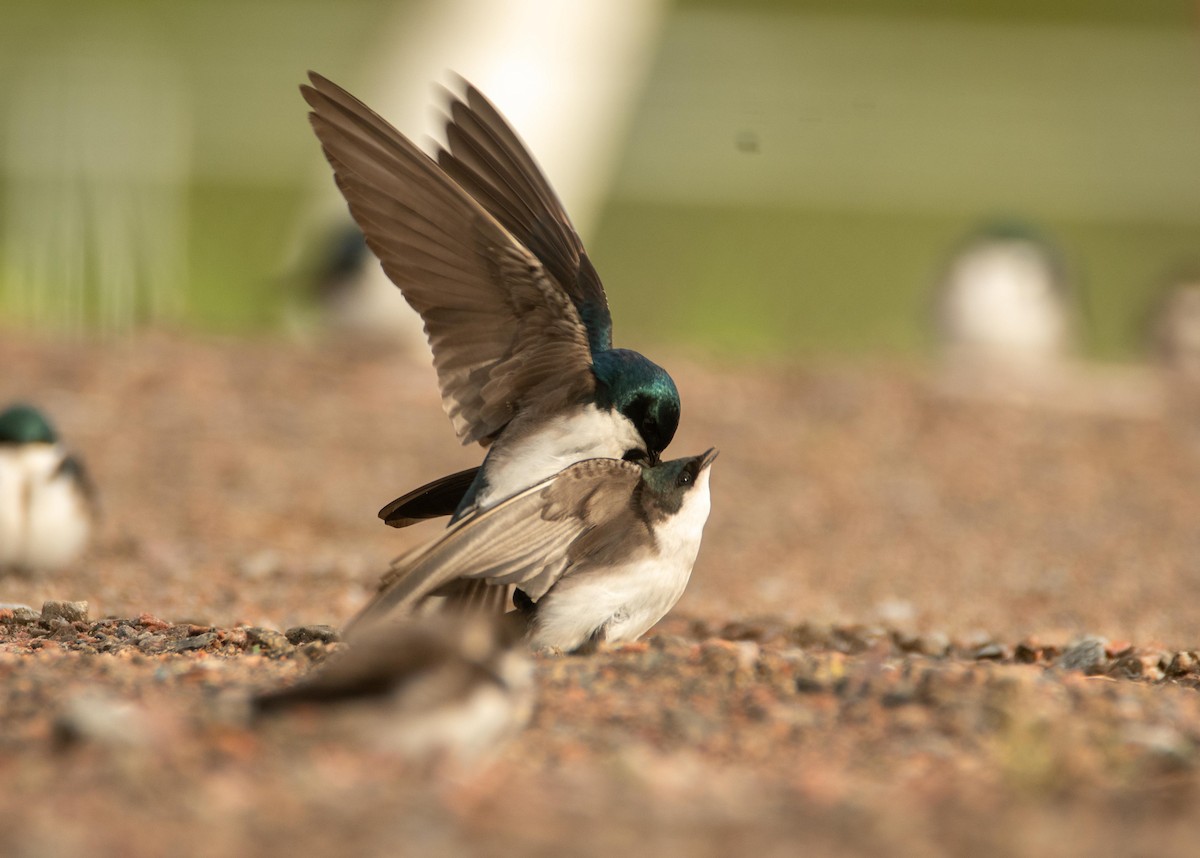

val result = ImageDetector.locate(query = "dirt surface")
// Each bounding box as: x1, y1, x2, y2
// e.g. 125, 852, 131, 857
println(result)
3, 331, 1200, 857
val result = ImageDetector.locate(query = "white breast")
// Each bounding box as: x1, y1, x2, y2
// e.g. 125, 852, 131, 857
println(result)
0, 445, 91, 572
474, 404, 643, 508
941, 241, 1069, 363
531, 467, 713, 652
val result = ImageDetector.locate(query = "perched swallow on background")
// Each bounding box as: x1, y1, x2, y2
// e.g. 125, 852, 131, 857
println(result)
345, 449, 717, 654
935, 221, 1074, 371
0, 404, 94, 573
300, 73, 681, 531
1150, 277, 1200, 380
254, 613, 533, 765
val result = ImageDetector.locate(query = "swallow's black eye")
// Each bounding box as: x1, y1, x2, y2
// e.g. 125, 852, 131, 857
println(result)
623, 449, 649, 464
676, 464, 696, 487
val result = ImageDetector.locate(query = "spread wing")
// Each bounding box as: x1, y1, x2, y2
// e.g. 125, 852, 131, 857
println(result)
302, 73, 596, 446
436, 79, 613, 355
345, 458, 643, 637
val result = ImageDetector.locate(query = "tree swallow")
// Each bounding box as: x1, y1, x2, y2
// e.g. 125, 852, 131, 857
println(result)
345, 449, 717, 655
254, 613, 533, 765
935, 221, 1074, 373
300, 73, 682, 529
0, 404, 94, 573
1150, 277, 1200, 381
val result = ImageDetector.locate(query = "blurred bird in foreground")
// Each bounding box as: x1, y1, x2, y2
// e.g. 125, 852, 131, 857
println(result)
346, 450, 717, 655
935, 222, 1074, 378
0, 404, 94, 573
300, 74, 682, 548
254, 613, 533, 766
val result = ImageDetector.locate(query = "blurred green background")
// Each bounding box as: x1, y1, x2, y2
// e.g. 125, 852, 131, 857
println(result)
1, 0, 1197, 358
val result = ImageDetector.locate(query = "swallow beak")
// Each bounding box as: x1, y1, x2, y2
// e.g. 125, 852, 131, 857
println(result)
698, 447, 719, 470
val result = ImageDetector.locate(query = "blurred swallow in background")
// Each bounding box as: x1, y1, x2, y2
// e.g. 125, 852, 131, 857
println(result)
254, 613, 533, 766
300, 73, 681, 535
935, 221, 1074, 374
1150, 276, 1200, 381
346, 449, 717, 654
0, 404, 94, 573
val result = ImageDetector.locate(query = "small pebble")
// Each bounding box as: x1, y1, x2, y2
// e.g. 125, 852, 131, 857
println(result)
972, 643, 1007, 661
46, 618, 80, 642
1013, 642, 1040, 664
42, 600, 89, 624
829, 625, 886, 655
170, 632, 217, 653
917, 631, 951, 658
244, 627, 292, 655
1060, 636, 1108, 674
891, 630, 923, 653
0, 606, 41, 625
1107, 654, 1144, 679
1166, 651, 1198, 678
791, 622, 833, 648
285, 624, 341, 645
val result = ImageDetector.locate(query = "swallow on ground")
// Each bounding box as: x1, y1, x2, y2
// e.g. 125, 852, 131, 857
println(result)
300, 73, 682, 533
0, 404, 94, 573
254, 613, 533, 765
345, 449, 717, 655
935, 221, 1073, 371
1150, 278, 1200, 380
299, 220, 427, 345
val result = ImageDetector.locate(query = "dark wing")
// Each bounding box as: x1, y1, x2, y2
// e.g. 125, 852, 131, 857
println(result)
345, 458, 643, 637
379, 466, 480, 527
302, 73, 596, 446
436, 79, 613, 354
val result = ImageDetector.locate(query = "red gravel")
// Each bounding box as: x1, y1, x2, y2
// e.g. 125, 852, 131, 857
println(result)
2, 331, 1200, 857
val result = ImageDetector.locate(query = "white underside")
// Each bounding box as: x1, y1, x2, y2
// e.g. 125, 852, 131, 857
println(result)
473, 403, 644, 508
531, 466, 712, 652
941, 243, 1069, 364
0, 445, 91, 571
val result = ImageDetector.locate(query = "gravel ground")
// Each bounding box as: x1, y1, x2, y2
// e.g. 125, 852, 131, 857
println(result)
3, 331, 1200, 857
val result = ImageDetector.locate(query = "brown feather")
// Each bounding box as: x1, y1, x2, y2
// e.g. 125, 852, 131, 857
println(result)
301, 73, 597, 447
435, 81, 610, 343
344, 458, 643, 638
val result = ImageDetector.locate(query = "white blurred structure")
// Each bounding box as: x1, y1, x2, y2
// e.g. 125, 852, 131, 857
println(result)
931, 225, 1167, 418
298, 0, 668, 347
3, 33, 189, 335
1150, 279, 1200, 382
0, 405, 93, 574
935, 224, 1074, 376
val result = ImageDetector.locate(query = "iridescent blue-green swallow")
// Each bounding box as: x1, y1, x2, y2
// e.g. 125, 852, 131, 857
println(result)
0, 404, 94, 572
345, 449, 717, 654
300, 73, 681, 530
